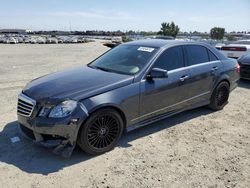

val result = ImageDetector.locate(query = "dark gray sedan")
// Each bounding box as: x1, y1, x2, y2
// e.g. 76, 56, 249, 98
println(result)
17, 40, 240, 157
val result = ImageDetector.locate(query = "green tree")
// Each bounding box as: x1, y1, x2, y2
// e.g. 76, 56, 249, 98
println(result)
210, 27, 225, 40
226, 35, 236, 41
122, 36, 133, 43
51, 31, 57, 38
158, 21, 180, 38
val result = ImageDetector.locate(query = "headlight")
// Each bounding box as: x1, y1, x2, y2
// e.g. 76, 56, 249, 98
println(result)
48, 100, 77, 118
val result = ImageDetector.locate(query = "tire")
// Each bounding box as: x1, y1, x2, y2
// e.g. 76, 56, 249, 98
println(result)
77, 108, 124, 155
208, 81, 230, 110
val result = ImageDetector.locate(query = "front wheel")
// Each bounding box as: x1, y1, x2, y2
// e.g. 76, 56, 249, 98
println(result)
77, 108, 124, 155
208, 81, 230, 110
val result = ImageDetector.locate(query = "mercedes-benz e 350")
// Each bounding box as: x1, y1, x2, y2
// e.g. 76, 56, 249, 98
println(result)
17, 40, 240, 157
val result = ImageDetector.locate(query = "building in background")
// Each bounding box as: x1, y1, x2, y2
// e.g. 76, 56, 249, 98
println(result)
0, 29, 32, 34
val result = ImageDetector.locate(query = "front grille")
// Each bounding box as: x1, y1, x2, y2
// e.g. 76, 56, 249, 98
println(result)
240, 64, 250, 78
17, 93, 36, 117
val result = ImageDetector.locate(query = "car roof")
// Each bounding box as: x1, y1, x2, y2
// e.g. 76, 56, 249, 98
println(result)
124, 39, 227, 60
125, 39, 207, 48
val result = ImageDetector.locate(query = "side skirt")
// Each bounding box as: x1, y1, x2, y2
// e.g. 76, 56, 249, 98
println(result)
126, 100, 210, 132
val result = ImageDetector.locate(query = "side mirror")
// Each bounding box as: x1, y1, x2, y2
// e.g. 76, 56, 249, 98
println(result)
146, 68, 168, 80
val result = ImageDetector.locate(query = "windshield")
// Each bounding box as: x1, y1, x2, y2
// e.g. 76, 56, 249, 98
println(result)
89, 45, 158, 75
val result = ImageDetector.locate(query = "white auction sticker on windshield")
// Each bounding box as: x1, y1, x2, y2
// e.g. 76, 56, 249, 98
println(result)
137, 47, 155, 52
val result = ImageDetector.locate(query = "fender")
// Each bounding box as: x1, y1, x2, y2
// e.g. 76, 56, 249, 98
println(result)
213, 73, 231, 92
80, 82, 140, 127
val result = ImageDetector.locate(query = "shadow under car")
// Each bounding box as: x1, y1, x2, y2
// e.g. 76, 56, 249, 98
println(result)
0, 107, 212, 175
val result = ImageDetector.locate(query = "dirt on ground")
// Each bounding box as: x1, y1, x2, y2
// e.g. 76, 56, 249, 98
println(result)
0, 41, 249, 188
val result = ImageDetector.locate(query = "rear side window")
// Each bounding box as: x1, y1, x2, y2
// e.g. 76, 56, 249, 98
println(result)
208, 50, 218, 61
153, 46, 184, 71
185, 45, 209, 66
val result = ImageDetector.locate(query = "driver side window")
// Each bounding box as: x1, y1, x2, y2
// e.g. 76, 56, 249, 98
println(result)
153, 46, 184, 71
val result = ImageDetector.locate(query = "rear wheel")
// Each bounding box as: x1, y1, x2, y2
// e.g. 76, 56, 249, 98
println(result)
209, 81, 230, 110
77, 108, 123, 155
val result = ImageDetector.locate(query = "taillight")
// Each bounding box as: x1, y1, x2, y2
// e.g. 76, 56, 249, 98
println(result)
236, 63, 240, 73
221, 46, 247, 52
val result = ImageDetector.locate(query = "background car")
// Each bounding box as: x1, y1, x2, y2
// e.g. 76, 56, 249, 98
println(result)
37, 37, 46, 44
6, 37, 18, 44
154, 35, 175, 40
215, 43, 225, 50
238, 54, 250, 80
220, 40, 250, 58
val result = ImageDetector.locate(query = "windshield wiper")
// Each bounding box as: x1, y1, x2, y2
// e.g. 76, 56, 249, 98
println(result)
88, 65, 131, 75
89, 65, 114, 73
95, 66, 112, 72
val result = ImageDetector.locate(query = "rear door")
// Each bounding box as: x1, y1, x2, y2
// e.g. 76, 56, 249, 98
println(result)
184, 45, 223, 104
135, 46, 191, 123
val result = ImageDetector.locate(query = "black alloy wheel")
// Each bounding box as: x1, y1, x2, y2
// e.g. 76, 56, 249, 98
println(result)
87, 114, 120, 149
216, 85, 229, 107
209, 81, 230, 110
77, 108, 123, 155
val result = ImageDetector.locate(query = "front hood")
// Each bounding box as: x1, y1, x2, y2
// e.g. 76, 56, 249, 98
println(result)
23, 66, 133, 102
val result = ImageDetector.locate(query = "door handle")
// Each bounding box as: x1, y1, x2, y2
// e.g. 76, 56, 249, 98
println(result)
211, 66, 218, 74
211, 66, 218, 71
180, 75, 189, 82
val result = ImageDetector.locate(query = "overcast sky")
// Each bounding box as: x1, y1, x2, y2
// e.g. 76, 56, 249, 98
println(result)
0, 0, 249, 32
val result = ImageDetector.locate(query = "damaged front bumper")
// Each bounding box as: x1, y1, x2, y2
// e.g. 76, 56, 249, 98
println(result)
18, 104, 88, 158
